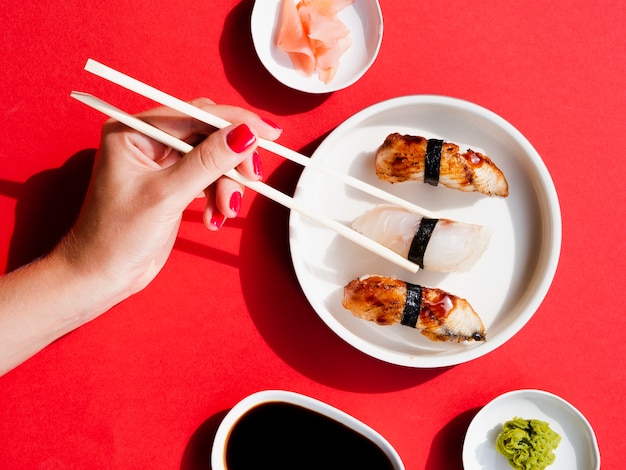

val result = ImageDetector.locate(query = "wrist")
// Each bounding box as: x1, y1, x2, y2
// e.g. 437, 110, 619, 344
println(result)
49, 233, 132, 321
0, 243, 128, 375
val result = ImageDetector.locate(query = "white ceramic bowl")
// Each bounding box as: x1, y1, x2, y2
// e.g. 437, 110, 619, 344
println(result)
250, 0, 383, 93
211, 390, 404, 470
462, 389, 601, 469
289, 95, 562, 367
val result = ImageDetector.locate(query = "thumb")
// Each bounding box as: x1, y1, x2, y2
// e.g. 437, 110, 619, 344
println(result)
164, 123, 258, 203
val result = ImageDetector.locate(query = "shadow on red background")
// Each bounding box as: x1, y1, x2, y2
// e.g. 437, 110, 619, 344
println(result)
0, 137, 452, 468
0, 130, 448, 397
425, 407, 481, 470
177, 406, 483, 469
219, 0, 330, 115
1, 149, 95, 273
180, 409, 229, 470
237, 136, 449, 393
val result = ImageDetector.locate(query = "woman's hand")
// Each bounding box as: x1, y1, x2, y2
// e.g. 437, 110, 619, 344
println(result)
60, 98, 282, 302
0, 99, 282, 375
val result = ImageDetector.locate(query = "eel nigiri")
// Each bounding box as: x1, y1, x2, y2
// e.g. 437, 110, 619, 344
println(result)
342, 275, 486, 343
352, 205, 491, 272
375, 133, 509, 197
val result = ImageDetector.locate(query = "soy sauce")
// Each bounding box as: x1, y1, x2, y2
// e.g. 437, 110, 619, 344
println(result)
225, 402, 396, 470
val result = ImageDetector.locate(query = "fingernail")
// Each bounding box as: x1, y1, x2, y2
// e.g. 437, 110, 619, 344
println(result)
226, 124, 256, 153
210, 212, 225, 229
253, 151, 263, 180
229, 191, 242, 215
262, 117, 282, 130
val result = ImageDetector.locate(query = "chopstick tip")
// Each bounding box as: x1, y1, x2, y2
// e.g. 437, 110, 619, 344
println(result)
84, 58, 97, 70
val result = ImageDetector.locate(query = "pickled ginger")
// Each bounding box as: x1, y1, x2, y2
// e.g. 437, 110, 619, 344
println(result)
275, 0, 354, 84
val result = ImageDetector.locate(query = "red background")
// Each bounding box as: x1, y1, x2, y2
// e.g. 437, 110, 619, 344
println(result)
1, 0, 624, 468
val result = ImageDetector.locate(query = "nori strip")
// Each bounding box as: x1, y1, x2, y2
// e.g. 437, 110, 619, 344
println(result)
408, 218, 439, 269
424, 138, 443, 186
401, 282, 422, 328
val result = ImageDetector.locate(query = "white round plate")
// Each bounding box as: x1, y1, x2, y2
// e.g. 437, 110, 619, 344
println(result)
251, 0, 383, 93
462, 389, 600, 469
288, 95, 562, 367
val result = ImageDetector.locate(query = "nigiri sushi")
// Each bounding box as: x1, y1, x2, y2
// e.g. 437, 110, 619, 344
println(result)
275, 0, 354, 84
375, 133, 509, 197
352, 205, 491, 272
342, 275, 486, 342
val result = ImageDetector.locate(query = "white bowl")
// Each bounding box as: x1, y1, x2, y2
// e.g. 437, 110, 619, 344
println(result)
250, 0, 383, 93
462, 389, 601, 469
289, 95, 562, 367
211, 390, 404, 470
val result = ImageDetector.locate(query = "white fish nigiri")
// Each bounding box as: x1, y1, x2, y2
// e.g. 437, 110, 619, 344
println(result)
352, 205, 491, 272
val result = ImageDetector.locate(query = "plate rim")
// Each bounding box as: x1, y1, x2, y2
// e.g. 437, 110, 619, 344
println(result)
288, 94, 562, 368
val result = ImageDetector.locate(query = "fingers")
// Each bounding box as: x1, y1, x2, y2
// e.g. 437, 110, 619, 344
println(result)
103, 98, 282, 231
237, 150, 264, 182
137, 97, 282, 149
112, 97, 282, 165
202, 148, 263, 230
159, 99, 280, 226
201, 149, 264, 230
203, 177, 245, 231
162, 122, 254, 202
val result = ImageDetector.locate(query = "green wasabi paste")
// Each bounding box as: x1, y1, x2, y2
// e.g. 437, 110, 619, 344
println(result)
495, 417, 561, 470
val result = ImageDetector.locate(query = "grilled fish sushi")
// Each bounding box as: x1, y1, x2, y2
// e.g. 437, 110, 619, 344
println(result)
375, 133, 509, 197
352, 205, 492, 272
342, 275, 486, 343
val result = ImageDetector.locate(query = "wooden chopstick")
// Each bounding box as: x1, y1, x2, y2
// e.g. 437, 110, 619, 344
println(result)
83, 59, 436, 219
70, 91, 420, 273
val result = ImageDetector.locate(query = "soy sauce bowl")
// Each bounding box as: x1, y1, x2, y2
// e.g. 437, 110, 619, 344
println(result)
211, 390, 404, 470
251, 0, 384, 93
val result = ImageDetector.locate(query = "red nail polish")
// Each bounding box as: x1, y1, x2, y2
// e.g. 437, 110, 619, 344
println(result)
253, 151, 263, 180
210, 212, 225, 229
229, 191, 242, 214
226, 124, 256, 153
262, 117, 282, 130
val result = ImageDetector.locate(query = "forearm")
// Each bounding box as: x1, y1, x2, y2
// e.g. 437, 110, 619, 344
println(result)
0, 245, 121, 376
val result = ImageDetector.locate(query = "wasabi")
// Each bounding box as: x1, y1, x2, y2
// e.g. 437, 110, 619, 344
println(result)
496, 417, 561, 470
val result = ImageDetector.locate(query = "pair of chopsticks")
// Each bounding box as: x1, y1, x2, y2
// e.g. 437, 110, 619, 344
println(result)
72, 59, 434, 273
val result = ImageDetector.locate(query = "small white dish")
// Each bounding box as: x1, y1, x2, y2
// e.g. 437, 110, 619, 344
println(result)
288, 95, 562, 367
462, 389, 601, 469
250, 0, 383, 93
211, 389, 404, 470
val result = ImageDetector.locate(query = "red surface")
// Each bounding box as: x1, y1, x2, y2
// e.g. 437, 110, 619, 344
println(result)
1, 0, 624, 468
